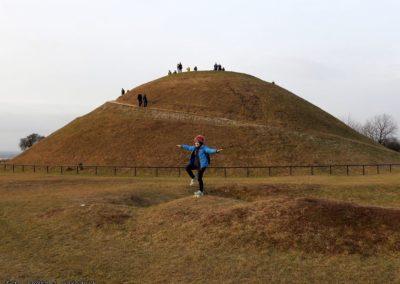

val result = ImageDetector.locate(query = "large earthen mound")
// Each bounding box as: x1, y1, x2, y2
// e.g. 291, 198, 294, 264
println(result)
12, 71, 400, 165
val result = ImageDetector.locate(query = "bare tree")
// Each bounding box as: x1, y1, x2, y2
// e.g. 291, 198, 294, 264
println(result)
361, 114, 398, 145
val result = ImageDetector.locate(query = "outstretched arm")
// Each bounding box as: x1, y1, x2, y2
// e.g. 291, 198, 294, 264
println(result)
176, 144, 196, 151
204, 146, 223, 154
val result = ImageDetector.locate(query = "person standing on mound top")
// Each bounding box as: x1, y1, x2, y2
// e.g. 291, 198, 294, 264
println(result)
177, 62, 183, 73
176, 135, 223, 197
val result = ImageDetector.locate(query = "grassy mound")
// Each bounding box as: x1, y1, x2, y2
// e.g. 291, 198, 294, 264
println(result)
138, 193, 400, 255
12, 71, 400, 165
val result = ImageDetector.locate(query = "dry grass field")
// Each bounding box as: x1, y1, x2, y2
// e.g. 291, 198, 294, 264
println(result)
1, 172, 400, 283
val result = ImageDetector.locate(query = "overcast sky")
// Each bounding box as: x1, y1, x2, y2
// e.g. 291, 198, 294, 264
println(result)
1, 0, 399, 151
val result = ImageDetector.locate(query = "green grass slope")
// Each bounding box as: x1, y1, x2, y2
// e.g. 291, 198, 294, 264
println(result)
12, 71, 400, 165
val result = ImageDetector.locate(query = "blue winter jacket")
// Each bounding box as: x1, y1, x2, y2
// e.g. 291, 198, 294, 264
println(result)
181, 144, 217, 168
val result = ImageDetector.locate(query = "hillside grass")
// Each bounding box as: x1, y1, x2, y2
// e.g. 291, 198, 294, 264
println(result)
12, 102, 400, 166
12, 71, 400, 166
1, 173, 400, 282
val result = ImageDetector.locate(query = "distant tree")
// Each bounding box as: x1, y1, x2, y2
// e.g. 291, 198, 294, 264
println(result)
343, 113, 399, 151
19, 133, 45, 151
361, 114, 398, 145
384, 138, 400, 152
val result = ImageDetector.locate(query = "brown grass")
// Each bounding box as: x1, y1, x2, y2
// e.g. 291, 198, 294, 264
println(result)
2, 173, 400, 282
12, 71, 400, 166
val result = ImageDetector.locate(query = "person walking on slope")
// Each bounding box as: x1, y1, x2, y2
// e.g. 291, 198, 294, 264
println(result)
176, 135, 223, 196
143, 94, 148, 107
137, 94, 143, 107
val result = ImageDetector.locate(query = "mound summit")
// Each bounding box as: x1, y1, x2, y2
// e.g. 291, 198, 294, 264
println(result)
13, 71, 400, 165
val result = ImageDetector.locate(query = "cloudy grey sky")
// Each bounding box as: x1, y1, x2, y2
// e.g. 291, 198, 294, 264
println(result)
1, 0, 399, 151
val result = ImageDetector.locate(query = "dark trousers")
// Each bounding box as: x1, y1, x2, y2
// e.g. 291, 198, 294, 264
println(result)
138, 100, 142, 107
185, 164, 206, 192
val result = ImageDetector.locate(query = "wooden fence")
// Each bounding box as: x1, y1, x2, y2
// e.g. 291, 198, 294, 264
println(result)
1, 163, 400, 178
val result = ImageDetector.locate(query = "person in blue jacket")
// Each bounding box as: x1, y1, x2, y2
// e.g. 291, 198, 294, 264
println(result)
176, 135, 223, 196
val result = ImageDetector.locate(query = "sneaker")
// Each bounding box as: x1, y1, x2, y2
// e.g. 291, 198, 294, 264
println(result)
194, 190, 204, 197
190, 176, 197, 186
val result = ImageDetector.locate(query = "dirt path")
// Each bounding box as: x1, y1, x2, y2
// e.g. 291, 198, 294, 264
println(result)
108, 101, 266, 128
107, 101, 392, 153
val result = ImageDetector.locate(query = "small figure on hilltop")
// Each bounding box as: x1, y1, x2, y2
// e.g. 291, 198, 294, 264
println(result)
137, 94, 143, 107
213, 63, 226, 71
173, 70, 177, 74
176, 135, 223, 197
186, 67, 191, 72
194, 66, 198, 71
168, 70, 172, 75
121, 88, 125, 95
177, 62, 183, 73
143, 94, 148, 107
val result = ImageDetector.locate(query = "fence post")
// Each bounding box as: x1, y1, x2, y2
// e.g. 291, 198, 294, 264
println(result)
246, 167, 250, 178
390, 164, 392, 173
362, 165, 365, 176
12, 164, 15, 173
268, 167, 271, 176
346, 165, 349, 176
61, 166, 63, 174
329, 165, 332, 175
33, 165, 36, 173
46, 166, 49, 174
224, 168, 227, 178
95, 166, 98, 175
114, 167, 117, 176
289, 166, 292, 176
310, 166, 314, 176
178, 167, 181, 177
76, 166, 79, 174
377, 165, 380, 174
155, 168, 158, 177
22, 165, 24, 172
134, 167, 137, 177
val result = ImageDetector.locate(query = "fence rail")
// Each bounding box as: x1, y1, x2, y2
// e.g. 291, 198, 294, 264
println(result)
1, 163, 400, 178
